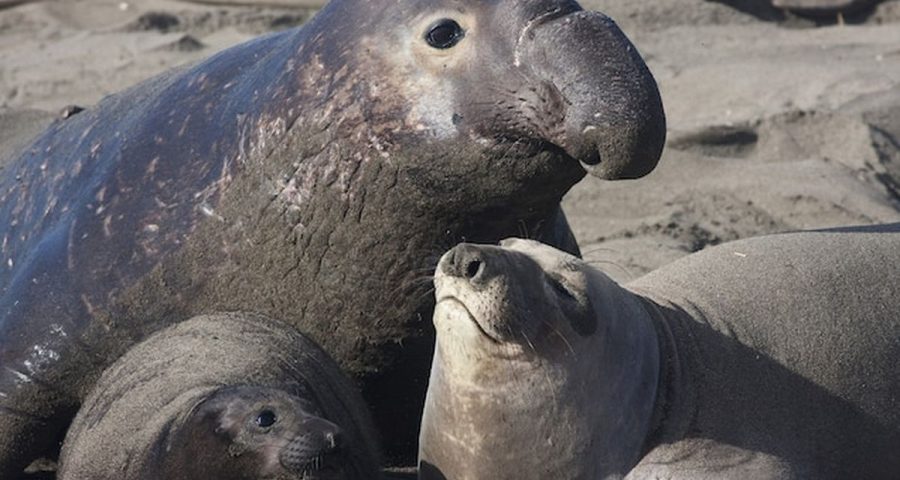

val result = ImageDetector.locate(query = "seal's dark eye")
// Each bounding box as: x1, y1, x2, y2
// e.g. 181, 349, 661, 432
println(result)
425, 19, 465, 49
547, 275, 576, 302
256, 410, 277, 428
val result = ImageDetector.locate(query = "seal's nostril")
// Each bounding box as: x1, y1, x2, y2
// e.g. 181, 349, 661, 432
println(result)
324, 430, 343, 451
442, 245, 492, 283
465, 259, 482, 280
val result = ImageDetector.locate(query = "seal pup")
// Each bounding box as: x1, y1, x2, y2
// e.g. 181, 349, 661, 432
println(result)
58, 313, 380, 480
0, 0, 665, 470
420, 226, 900, 479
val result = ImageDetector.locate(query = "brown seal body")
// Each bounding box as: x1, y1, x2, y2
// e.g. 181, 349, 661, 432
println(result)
420, 225, 900, 479
58, 313, 381, 480
0, 0, 665, 470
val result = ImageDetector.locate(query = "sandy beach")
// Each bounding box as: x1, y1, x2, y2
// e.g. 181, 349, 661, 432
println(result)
1, 0, 899, 476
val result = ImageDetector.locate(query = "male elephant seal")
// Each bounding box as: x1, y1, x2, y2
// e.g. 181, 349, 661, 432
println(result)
58, 313, 380, 480
420, 226, 900, 479
0, 0, 665, 471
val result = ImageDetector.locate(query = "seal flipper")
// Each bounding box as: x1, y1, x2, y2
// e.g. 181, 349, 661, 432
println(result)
0, 377, 78, 479
0, 221, 101, 477
0, 187, 132, 472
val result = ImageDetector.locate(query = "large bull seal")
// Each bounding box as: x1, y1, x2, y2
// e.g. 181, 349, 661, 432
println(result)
58, 313, 379, 480
420, 228, 900, 479
0, 0, 665, 471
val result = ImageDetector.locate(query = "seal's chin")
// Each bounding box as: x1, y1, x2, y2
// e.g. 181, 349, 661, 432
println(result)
435, 297, 500, 344
287, 454, 344, 480
488, 135, 594, 180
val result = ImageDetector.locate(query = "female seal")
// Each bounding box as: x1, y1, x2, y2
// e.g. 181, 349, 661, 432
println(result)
421, 226, 900, 479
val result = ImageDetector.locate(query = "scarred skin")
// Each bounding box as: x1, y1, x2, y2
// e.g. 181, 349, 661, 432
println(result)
0, 0, 665, 471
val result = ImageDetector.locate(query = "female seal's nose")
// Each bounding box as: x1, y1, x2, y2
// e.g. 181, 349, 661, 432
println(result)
440, 244, 488, 284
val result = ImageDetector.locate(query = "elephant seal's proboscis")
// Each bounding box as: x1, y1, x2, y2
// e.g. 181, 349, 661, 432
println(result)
420, 226, 900, 479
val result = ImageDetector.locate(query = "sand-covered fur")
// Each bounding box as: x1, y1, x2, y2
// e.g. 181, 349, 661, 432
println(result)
58, 313, 380, 480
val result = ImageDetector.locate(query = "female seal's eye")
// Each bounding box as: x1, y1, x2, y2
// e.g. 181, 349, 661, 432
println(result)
425, 19, 465, 49
256, 410, 277, 428
547, 275, 576, 302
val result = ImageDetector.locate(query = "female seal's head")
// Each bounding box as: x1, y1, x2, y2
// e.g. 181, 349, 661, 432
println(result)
422, 239, 661, 479
432, 238, 601, 363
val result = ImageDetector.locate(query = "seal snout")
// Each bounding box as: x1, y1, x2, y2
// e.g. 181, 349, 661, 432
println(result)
438, 243, 493, 286
435, 243, 517, 344
279, 416, 346, 474
520, 1, 583, 37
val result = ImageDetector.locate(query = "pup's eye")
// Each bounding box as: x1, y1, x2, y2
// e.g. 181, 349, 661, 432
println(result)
256, 410, 277, 428
425, 19, 465, 49
546, 275, 576, 302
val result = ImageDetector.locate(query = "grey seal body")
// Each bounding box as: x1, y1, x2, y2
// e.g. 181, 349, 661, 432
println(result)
58, 313, 381, 480
0, 0, 665, 470
420, 224, 900, 479
770, 0, 879, 15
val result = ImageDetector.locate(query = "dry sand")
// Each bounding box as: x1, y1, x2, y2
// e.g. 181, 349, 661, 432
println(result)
1, 0, 899, 477
573, 0, 900, 281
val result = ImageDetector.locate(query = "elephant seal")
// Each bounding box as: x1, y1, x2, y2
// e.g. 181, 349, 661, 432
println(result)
0, 0, 665, 471
58, 313, 380, 480
770, 0, 879, 15
420, 226, 900, 479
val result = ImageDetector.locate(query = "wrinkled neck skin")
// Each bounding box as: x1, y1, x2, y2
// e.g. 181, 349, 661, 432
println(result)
420, 272, 661, 480
266, 3, 584, 214
232, 7, 584, 267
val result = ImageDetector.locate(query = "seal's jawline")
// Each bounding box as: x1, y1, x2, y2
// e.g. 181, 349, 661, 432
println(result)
436, 297, 501, 344
283, 453, 340, 476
